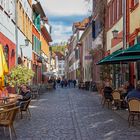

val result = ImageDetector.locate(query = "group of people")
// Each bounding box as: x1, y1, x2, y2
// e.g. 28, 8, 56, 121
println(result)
103, 79, 140, 109
47, 77, 77, 89
56, 79, 77, 88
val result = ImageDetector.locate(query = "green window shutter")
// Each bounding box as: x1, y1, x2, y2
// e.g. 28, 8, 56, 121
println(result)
36, 14, 40, 31
33, 36, 36, 51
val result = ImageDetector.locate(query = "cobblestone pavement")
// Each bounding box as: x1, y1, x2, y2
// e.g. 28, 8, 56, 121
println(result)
1, 88, 140, 140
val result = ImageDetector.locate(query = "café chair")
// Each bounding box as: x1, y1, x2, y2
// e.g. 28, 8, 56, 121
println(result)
112, 90, 123, 109
20, 99, 31, 119
31, 86, 39, 99
128, 98, 140, 127
0, 102, 16, 110
0, 106, 19, 140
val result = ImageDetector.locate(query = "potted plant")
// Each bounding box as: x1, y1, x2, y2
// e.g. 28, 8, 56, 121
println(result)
5, 65, 34, 93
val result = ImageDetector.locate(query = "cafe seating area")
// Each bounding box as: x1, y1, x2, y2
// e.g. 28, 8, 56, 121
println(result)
0, 93, 32, 140
0, 83, 54, 140
101, 89, 140, 127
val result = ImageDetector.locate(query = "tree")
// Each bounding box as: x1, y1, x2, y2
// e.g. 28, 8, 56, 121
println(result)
5, 65, 34, 88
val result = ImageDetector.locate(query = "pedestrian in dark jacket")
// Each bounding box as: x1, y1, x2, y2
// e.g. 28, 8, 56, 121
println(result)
127, 81, 140, 101
73, 80, 77, 88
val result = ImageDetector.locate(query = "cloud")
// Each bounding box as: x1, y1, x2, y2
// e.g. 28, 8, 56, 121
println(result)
50, 14, 87, 43
49, 15, 87, 26
51, 22, 72, 43
38, 0, 91, 43
39, 0, 89, 16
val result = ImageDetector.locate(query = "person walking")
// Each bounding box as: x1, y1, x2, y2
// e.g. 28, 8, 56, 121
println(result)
61, 79, 64, 88
73, 79, 77, 88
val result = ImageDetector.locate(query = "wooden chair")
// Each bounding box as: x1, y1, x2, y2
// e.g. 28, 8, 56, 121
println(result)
0, 102, 16, 110
20, 99, 31, 119
102, 96, 112, 109
47, 83, 54, 90
0, 106, 19, 140
101, 88, 112, 109
31, 86, 39, 99
112, 90, 123, 109
128, 98, 140, 127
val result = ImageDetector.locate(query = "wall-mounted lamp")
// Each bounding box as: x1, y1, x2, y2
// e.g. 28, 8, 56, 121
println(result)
25, 39, 30, 46
112, 29, 123, 39
4, 45, 9, 54
20, 38, 30, 63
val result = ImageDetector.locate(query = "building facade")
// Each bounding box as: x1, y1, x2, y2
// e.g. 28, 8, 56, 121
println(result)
128, 0, 140, 83
32, 1, 45, 84
0, 0, 16, 69
17, 0, 32, 67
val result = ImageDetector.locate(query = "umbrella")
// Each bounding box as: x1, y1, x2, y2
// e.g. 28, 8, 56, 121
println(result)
0, 44, 9, 89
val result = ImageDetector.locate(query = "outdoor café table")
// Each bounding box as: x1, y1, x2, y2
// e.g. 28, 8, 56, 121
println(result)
0, 94, 18, 104
0, 97, 9, 104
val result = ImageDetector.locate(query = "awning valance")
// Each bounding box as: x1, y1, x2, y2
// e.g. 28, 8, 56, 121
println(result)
118, 44, 140, 56
97, 50, 122, 65
97, 44, 140, 65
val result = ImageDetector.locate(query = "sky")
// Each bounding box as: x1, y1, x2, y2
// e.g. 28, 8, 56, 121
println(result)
39, 0, 91, 44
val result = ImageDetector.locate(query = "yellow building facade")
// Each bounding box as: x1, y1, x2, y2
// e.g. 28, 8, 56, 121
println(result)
17, 0, 32, 43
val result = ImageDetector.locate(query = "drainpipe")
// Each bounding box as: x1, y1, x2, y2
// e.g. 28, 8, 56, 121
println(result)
123, 0, 127, 50
121, 0, 127, 84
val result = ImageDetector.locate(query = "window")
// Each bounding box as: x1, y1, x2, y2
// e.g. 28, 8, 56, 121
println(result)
116, 0, 119, 20
112, 1, 115, 23
131, 0, 139, 7
119, 0, 122, 17
59, 70, 62, 74
107, 0, 122, 29
59, 64, 61, 68
108, 6, 111, 27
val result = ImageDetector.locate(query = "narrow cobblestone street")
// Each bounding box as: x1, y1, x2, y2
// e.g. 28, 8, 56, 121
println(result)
1, 88, 140, 140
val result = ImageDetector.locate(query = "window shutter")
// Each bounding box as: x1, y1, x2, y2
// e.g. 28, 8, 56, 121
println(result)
92, 20, 95, 39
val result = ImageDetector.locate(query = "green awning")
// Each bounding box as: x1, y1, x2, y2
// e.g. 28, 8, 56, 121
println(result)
97, 50, 122, 65
106, 55, 140, 63
97, 44, 140, 65
118, 44, 140, 56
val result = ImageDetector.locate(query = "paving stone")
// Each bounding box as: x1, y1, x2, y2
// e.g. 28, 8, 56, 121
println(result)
1, 88, 140, 140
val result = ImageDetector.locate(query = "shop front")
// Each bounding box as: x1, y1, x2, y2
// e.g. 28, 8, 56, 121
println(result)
0, 32, 16, 69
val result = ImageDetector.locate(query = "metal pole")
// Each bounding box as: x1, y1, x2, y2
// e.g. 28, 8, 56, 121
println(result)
123, 0, 126, 50
120, 0, 127, 85
15, 0, 18, 65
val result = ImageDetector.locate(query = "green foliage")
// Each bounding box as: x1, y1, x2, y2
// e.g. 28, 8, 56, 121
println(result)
100, 65, 112, 81
5, 65, 34, 87
51, 45, 66, 54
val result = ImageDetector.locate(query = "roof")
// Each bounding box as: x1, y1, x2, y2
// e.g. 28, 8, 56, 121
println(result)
32, 1, 46, 18
73, 17, 90, 31
41, 25, 52, 42
54, 52, 65, 60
